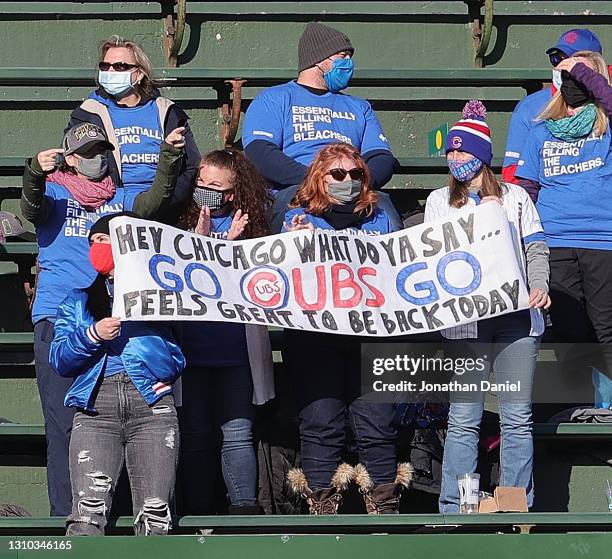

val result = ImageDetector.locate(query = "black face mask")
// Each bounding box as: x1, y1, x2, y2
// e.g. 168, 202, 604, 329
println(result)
560, 70, 593, 108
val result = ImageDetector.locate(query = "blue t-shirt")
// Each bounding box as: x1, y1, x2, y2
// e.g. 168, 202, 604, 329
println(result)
181, 214, 249, 368
282, 206, 395, 235
242, 81, 390, 164
517, 122, 612, 250
503, 88, 552, 168
32, 182, 139, 324
92, 92, 164, 194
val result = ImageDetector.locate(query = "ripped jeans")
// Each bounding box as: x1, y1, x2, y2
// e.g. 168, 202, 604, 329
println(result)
66, 373, 179, 536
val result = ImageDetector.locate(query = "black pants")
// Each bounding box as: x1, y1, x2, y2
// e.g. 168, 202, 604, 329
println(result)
177, 365, 256, 514
34, 320, 75, 516
283, 330, 398, 489
549, 247, 612, 380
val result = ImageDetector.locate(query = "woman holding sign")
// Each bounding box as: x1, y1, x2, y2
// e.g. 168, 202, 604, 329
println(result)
176, 149, 275, 515
425, 100, 551, 513
517, 51, 612, 409
49, 213, 185, 536
282, 143, 413, 515
21, 123, 185, 517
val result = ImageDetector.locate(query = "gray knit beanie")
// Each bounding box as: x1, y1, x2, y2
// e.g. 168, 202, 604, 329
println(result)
298, 22, 354, 73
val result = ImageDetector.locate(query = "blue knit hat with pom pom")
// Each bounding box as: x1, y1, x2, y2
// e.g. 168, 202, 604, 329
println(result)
444, 100, 492, 165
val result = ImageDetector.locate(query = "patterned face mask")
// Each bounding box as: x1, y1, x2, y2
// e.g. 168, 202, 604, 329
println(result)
447, 156, 484, 182
192, 187, 226, 210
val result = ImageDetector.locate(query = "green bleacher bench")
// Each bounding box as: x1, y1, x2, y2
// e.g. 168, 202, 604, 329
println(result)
1, 512, 611, 537
0, 424, 44, 437
1, 157, 503, 174
0, 330, 284, 354
0, 157, 503, 203
0, 68, 551, 89
0, 242, 38, 258
3, 422, 611, 444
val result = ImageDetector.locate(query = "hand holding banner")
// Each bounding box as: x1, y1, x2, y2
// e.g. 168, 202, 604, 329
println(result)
110, 203, 529, 336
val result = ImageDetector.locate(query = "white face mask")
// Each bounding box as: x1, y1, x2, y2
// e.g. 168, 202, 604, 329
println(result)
98, 70, 133, 97
552, 69, 563, 91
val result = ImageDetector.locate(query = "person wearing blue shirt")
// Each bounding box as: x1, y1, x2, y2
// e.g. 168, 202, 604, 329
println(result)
68, 36, 200, 223
242, 21, 401, 233
176, 149, 275, 515
282, 142, 412, 515
517, 51, 612, 409
21, 123, 185, 517
50, 213, 185, 536
502, 29, 603, 184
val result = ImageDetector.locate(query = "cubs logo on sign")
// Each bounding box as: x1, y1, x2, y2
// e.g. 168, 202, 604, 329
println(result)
240, 266, 289, 309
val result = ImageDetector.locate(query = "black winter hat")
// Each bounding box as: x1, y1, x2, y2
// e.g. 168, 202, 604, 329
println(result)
88, 211, 139, 242
298, 22, 354, 73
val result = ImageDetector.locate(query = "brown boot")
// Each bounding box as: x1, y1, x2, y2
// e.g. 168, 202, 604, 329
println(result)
354, 463, 414, 514
287, 463, 354, 515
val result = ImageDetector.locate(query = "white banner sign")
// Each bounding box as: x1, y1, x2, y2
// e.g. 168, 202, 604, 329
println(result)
110, 203, 529, 336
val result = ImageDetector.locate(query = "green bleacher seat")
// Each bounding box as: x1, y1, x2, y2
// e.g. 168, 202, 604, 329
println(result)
1, 511, 611, 537
2, 421, 610, 444
0, 67, 550, 88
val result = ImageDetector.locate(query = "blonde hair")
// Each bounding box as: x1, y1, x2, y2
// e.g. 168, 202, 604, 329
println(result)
98, 36, 157, 98
537, 50, 610, 136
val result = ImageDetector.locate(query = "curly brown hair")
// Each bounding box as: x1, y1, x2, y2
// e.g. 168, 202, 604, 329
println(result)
178, 149, 272, 239
290, 143, 378, 215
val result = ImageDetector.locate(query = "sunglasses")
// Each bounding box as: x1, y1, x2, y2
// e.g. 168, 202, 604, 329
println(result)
98, 61, 138, 72
327, 167, 365, 181
549, 51, 567, 67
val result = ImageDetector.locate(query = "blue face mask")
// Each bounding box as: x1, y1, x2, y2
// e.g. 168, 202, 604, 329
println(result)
323, 58, 354, 93
98, 70, 133, 97
448, 156, 484, 182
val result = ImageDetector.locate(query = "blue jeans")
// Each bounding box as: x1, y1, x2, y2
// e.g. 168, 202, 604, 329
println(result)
34, 319, 75, 516
284, 330, 398, 489
178, 365, 256, 512
439, 311, 539, 513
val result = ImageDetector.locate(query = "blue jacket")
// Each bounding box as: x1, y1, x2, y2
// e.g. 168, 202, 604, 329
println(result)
50, 288, 185, 411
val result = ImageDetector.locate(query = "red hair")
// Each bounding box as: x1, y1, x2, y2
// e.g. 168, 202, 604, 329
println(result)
291, 143, 378, 215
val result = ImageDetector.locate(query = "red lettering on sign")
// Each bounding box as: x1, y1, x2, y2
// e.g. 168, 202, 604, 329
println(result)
358, 267, 385, 307
292, 266, 326, 311
331, 263, 363, 308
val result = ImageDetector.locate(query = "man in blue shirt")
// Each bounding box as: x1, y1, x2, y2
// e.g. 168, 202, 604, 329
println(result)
502, 29, 603, 184
242, 22, 399, 232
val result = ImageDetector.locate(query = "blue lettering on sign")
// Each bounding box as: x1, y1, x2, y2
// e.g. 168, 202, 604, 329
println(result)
185, 263, 222, 299
149, 254, 184, 292
395, 251, 482, 304
436, 251, 481, 295
395, 262, 439, 305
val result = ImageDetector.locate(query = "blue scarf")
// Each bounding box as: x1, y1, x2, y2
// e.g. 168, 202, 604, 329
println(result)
545, 104, 597, 142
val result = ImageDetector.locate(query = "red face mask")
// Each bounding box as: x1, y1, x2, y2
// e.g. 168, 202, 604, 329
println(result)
89, 242, 114, 275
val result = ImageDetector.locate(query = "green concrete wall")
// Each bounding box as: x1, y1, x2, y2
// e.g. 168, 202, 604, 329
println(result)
0, 2, 611, 179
